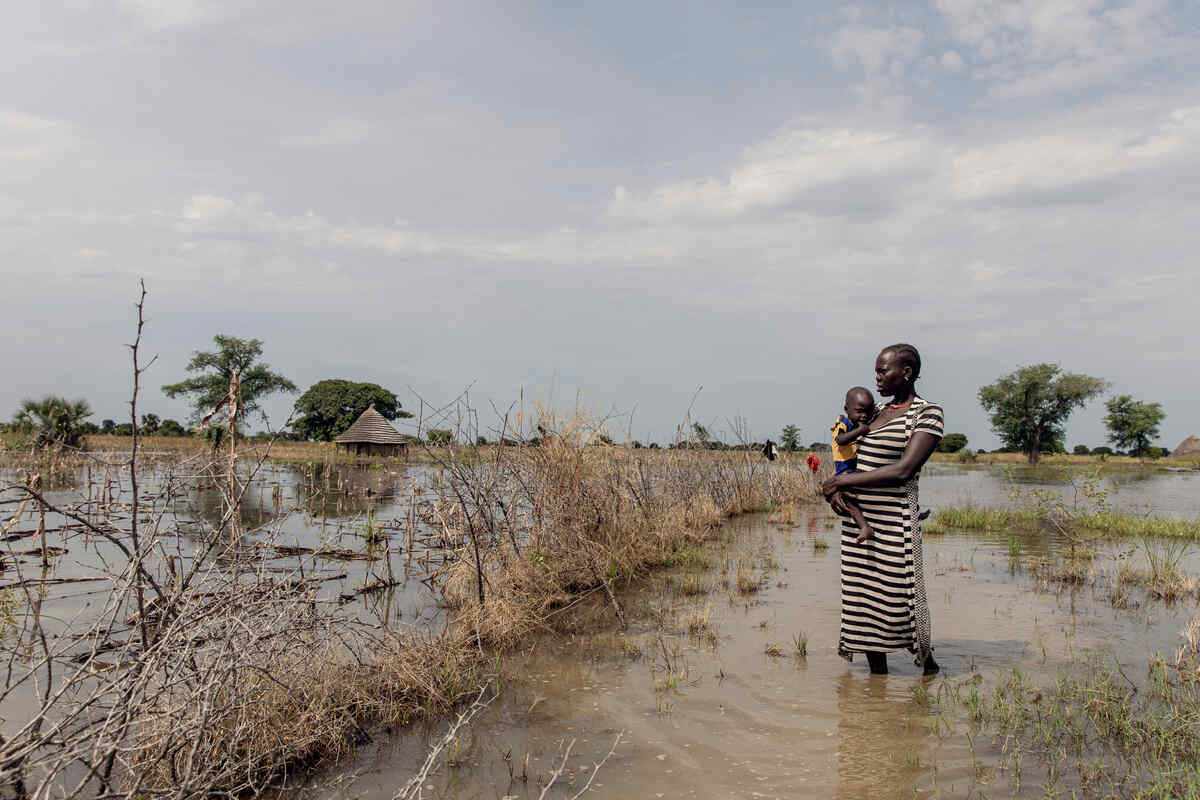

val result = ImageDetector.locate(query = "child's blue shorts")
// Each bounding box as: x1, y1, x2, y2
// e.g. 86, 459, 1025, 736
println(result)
834, 459, 856, 476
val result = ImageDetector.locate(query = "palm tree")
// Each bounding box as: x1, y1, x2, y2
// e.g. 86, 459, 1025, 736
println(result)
12, 395, 94, 449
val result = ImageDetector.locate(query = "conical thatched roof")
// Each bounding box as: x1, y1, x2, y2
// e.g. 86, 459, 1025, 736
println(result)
335, 404, 406, 444
1172, 436, 1200, 458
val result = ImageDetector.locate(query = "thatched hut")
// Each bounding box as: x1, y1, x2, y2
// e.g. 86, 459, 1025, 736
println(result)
1171, 436, 1200, 458
334, 404, 408, 457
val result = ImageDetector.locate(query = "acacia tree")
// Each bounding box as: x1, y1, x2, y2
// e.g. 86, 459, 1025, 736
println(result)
978, 364, 1108, 464
1104, 394, 1165, 464
162, 335, 296, 432
11, 395, 94, 449
292, 379, 412, 441
936, 433, 968, 453
780, 424, 801, 452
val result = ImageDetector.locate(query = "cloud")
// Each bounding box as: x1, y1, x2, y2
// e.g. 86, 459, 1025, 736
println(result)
940, 49, 966, 71
606, 127, 937, 224
933, 0, 1187, 96
830, 25, 926, 75
279, 116, 377, 150
0, 110, 71, 161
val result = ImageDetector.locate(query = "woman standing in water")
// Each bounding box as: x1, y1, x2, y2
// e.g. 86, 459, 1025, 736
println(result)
821, 343, 943, 675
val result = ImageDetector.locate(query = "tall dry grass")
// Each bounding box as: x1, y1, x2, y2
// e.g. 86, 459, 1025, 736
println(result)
430, 408, 828, 644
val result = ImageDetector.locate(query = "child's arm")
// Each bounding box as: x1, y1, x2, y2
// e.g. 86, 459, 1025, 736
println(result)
834, 421, 870, 446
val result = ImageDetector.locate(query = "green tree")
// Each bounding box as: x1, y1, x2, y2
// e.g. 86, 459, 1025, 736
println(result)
978, 364, 1108, 464
1103, 394, 1165, 464
139, 413, 160, 435
12, 395, 94, 449
1072, 444, 1090, 455
936, 432, 968, 453
291, 379, 412, 442
780, 424, 801, 452
162, 335, 296, 431
101, 419, 116, 434
158, 419, 188, 437
427, 428, 454, 446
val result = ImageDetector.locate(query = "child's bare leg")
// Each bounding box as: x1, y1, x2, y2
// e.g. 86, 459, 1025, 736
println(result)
845, 498, 874, 543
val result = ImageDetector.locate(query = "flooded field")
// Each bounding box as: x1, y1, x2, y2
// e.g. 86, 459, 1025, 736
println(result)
2, 456, 1198, 798
317, 501, 1199, 800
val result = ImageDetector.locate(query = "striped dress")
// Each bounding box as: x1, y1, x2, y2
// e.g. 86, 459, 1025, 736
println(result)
837, 398, 943, 666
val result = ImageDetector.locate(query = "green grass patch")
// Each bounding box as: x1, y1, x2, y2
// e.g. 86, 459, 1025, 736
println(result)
926, 504, 1200, 541
662, 544, 713, 570
936, 640, 1200, 800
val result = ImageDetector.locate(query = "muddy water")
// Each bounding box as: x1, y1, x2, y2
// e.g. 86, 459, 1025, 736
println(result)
4, 460, 1199, 797
921, 461, 1200, 517
324, 505, 1198, 800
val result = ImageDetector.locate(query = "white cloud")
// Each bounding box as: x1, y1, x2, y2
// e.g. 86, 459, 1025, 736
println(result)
0, 110, 71, 161
940, 49, 966, 72
605, 127, 937, 223
280, 116, 377, 150
115, 0, 227, 32
829, 25, 925, 75
181, 194, 238, 221
933, 0, 1185, 96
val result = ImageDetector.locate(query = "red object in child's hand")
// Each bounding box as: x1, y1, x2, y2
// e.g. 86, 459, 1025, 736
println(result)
806, 454, 820, 472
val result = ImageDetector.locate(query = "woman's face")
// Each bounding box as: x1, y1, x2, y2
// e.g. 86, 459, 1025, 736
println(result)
875, 349, 911, 397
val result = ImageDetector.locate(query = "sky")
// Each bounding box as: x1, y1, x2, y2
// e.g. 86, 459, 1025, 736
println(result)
4, 0, 1199, 449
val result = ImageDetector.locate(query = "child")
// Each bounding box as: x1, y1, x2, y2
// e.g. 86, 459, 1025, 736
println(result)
831, 386, 876, 543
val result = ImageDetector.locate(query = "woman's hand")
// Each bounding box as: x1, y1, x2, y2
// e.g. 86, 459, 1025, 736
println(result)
821, 475, 843, 498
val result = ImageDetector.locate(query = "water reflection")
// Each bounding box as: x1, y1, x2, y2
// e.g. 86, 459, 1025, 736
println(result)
835, 674, 930, 798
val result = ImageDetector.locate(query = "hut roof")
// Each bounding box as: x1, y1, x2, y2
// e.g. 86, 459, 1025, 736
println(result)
1172, 435, 1200, 458
335, 405, 407, 445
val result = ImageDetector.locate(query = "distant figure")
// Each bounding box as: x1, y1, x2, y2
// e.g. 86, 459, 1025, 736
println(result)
762, 439, 778, 461
830, 387, 877, 543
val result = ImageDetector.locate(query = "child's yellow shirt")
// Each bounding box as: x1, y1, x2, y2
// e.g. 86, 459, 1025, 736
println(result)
830, 415, 857, 462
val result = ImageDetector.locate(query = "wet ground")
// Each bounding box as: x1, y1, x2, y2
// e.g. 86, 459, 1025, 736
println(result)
319, 504, 1199, 800
4, 460, 1199, 797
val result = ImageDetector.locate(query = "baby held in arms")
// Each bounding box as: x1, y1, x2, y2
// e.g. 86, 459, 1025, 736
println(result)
831, 387, 875, 543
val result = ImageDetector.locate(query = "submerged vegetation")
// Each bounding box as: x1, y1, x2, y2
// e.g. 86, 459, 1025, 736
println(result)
924, 464, 1200, 541
932, 615, 1200, 799
0, 391, 827, 798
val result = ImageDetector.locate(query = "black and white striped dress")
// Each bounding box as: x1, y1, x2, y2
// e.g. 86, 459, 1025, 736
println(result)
838, 398, 943, 666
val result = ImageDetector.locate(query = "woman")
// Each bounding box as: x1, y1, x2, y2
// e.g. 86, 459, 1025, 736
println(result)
821, 343, 943, 675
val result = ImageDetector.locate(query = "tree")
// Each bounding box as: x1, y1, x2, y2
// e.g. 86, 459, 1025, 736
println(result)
162, 335, 296, 431
158, 418, 188, 437
1072, 444, 1090, 455
780, 424, 801, 452
427, 429, 453, 446
12, 395, 94, 449
101, 419, 116, 434
1103, 395, 1165, 464
978, 364, 1108, 464
140, 413, 160, 435
291, 379, 412, 442
937, 433, 968, 453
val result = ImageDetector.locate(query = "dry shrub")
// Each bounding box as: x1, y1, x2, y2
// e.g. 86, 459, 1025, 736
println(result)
429, 407, 822, 644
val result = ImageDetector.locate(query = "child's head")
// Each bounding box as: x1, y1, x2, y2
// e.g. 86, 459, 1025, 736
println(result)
844, 386, 874, 424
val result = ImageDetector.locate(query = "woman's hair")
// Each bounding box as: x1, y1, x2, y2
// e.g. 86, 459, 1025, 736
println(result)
882, 343, 921, 381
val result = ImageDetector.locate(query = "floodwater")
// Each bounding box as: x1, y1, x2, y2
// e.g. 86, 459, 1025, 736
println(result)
306, 469, 1200, 800
3, 461, 1199, 797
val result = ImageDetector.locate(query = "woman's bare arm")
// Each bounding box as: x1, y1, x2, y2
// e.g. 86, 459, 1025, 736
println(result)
822, 431, 940, 495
